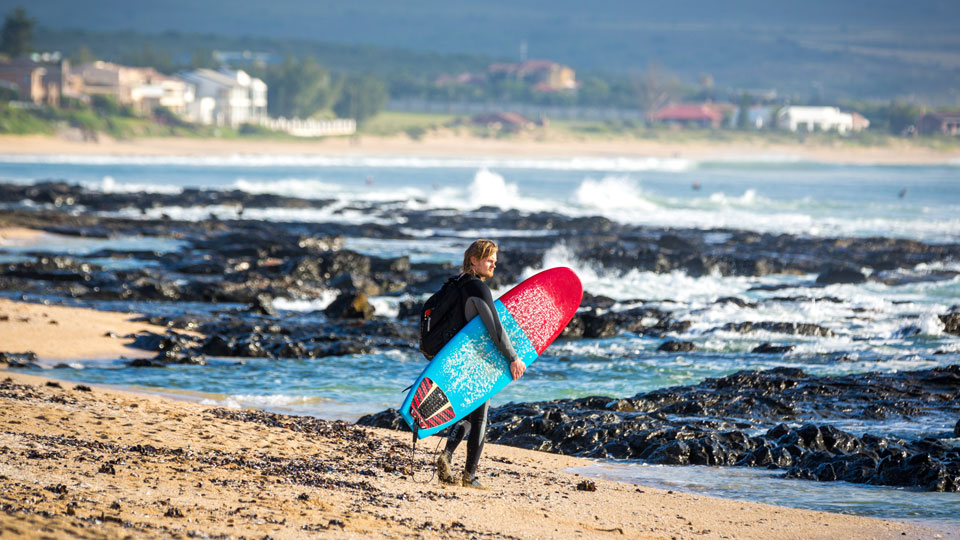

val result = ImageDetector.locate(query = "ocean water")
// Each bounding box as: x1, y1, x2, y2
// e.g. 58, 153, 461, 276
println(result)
1, 152, 959, 526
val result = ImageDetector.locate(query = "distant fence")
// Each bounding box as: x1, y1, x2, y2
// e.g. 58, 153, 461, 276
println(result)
259, 117, 356, 137
388, 98, 647, 122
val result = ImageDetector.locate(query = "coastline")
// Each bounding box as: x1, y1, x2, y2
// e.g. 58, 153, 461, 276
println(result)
0, 298, 939, 539
1, 132, 958, 165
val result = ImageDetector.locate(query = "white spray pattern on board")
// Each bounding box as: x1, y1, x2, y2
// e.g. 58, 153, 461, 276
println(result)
502, 284, 564, 352
440, 333, 506, 407
438, 305, 538, 410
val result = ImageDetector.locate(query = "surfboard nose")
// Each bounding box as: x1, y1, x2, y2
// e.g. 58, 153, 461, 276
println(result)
549, 266, 584, 314
500, 267, 583, 354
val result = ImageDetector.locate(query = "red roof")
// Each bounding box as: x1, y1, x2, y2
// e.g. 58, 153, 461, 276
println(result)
651, 104, 725, 122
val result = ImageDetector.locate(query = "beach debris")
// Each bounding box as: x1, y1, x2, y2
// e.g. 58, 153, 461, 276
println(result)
164, 506, 184, 518
45, 381, 62, 389
576, 480, 597, 492
296, 493, 309, 501
73, 385, 92, 392
97, 463, 116, 475
44, 483, 68, 495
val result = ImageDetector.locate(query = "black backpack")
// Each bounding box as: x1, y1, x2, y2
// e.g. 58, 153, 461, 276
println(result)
419, 274, 476, 360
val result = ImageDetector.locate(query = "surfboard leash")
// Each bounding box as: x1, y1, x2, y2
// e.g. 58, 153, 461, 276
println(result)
409, 425, 444, 485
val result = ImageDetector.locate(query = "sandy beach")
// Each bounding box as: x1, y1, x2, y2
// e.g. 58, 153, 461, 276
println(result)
0, 297, 940, 539
0, 296, 197, 362
1, 132, 958, 165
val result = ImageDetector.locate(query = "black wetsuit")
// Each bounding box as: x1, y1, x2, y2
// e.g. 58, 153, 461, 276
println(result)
444, 274, 519, 477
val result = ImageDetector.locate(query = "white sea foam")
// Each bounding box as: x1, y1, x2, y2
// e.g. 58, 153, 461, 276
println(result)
200, 393, 333, 410
7, 155, 959, 242
273, 293, 339, 312
572, 177, 659, 211
88, 176, 182, 194
422, 168, 557, 212
518, 243, 773, 304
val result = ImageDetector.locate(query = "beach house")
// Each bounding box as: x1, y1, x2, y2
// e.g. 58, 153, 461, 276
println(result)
74, 61, 194, 116
776, 106, 869, 133
0, 55, 75, 106
487, 60, 578, 92
178, 68, 267, 127
649, 104, 727, 128
918, 112, 960, 136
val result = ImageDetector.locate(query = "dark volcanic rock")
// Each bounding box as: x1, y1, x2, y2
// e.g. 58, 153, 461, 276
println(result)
248, 293, 278, 316
657, 340, 697, 353
941, 312, 960, 336
2, 256, 99, 282
579, 311, 618, 339
721, 322, 834, 337
816, 267, 867, 285
324, 293, 375, 320
360, 366, 960, 492
752, 343, 796, 354
0, 351, 39, 368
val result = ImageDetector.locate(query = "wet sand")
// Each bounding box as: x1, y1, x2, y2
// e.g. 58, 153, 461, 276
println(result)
0, 298, 937, 539
0, 132, 957, 165
0, 296, 195, 362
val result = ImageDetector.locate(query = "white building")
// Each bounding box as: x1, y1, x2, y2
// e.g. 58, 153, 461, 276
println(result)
178, 68, 267, 127
776, 106, 869, 133
219, 69, 267, 123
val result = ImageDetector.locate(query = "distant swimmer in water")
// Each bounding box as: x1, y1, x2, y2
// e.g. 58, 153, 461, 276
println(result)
899, 188, 907, 199
365, 176, 375, 186
692, 181, 701, 191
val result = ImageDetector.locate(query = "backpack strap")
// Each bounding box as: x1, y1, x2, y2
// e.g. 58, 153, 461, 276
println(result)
454, 273, 479, 288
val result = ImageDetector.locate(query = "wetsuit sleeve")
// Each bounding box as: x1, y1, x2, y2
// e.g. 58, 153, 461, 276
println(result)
463, 280, 520, 364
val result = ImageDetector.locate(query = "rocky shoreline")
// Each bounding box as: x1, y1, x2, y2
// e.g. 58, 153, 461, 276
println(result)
2, 180, 960, 498
360, 366, 960, 492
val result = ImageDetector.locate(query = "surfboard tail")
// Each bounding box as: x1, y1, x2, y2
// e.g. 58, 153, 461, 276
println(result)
409, 377, 455, 429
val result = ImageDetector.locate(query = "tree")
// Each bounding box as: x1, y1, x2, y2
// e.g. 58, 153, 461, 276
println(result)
123, 45, 174, 73
577, 77, 610, 106
632, 64, 677, 112
0, 7, 34, 57
189, 48, 217, 70
262, 56, 342, 119
736, 92, 752, 130
334, 74, 388, 126
882, 101, 922, 135
69, 45, 97, 65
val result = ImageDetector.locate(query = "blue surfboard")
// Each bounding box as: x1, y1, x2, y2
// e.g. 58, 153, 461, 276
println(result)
400, 267, 582, 439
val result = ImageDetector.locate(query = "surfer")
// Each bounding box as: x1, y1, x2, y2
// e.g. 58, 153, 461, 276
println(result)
435, 239, 523, 489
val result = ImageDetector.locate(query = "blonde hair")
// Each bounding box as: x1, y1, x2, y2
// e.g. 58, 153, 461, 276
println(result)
462, 239, 498, 276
